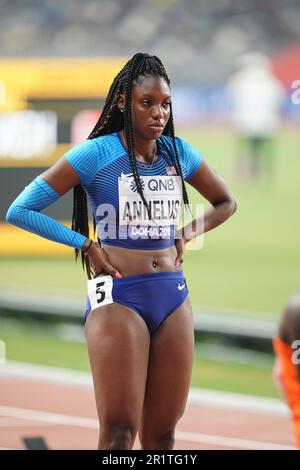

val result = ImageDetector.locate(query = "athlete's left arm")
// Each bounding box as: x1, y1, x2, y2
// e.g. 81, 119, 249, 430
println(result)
182, 160, 237, 242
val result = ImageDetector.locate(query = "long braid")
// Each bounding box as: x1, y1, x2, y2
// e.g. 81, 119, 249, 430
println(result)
143, 56, 191, 211
72, 74, 127, 278
72, 53, 192, 278
167, 104, 191, 211
124, 57, 152, 221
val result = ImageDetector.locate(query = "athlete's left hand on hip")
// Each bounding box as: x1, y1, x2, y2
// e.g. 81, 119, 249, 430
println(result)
174, 237, 186, 267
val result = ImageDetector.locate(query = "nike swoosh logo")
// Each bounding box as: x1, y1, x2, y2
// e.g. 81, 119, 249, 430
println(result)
121, 172, 133, 178
177, 283, 185, 291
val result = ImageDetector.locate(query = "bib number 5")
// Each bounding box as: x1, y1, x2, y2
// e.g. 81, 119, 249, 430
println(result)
87, 275, 113, 311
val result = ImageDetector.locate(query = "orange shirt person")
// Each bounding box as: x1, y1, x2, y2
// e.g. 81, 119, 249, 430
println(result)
273, 290, 300, 449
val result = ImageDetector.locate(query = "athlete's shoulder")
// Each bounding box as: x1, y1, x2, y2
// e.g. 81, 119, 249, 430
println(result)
64, 132, 124, 185
64, 138, 99, 185
159, 134, 202, 157
93, 132, 122, 149
159, 134, 203, 180
158, 134, 190, 148
93, 132, 127, 165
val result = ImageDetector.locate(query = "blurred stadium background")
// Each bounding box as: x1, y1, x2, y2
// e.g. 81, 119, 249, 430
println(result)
1, 0, 300, 399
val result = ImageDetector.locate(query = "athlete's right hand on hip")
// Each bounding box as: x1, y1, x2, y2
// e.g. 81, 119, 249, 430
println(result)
85, 243, 122, 279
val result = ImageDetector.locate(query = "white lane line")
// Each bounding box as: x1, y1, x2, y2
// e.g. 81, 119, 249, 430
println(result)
0, 406, 98, 428
0, 361, 93, 388
0, 406, 295, 450
0, 446, 18, 450
0, 361, 289, 416
176, 431, 295, 451
0, 418, 53, 428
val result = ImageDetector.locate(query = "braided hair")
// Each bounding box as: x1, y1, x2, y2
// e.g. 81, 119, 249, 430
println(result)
72, 53, 191, 278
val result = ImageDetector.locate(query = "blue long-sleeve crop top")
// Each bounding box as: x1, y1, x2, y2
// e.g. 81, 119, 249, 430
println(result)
64, 132, 203, 249
6, 132, 203, 251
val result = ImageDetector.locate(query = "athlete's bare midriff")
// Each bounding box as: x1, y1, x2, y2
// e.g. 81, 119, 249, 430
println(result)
100, 243, 182, 277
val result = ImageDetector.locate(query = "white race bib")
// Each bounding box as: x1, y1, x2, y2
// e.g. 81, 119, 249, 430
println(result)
87, 275, 113, 311
118, 175, 182, 227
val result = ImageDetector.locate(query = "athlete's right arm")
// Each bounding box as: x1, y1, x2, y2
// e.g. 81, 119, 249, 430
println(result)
6, 154, 89, 250
6, 144, 122, 276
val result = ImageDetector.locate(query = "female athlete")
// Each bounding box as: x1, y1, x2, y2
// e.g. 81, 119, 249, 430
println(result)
6, 53, 237, 450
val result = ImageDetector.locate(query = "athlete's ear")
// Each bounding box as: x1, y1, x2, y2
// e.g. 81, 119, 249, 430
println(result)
117, 93, 125, 113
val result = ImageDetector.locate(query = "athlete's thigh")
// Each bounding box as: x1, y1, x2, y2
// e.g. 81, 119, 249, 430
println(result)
139, 297, 194, 437
85, 302, 150, 426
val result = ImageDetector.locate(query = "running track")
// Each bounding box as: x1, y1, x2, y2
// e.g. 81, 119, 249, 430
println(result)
0, 362, 296, 450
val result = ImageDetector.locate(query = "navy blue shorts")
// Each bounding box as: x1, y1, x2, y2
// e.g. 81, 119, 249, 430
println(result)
85, 271, 189, 335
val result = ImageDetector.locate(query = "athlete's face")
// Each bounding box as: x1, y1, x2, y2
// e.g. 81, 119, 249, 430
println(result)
130, 76, 171, 140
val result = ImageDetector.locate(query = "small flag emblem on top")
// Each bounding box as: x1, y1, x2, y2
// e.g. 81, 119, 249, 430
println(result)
166, 166, 176, 175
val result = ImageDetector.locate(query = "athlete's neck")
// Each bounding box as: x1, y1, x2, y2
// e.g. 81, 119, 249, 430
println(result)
120, 131, 157, 164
